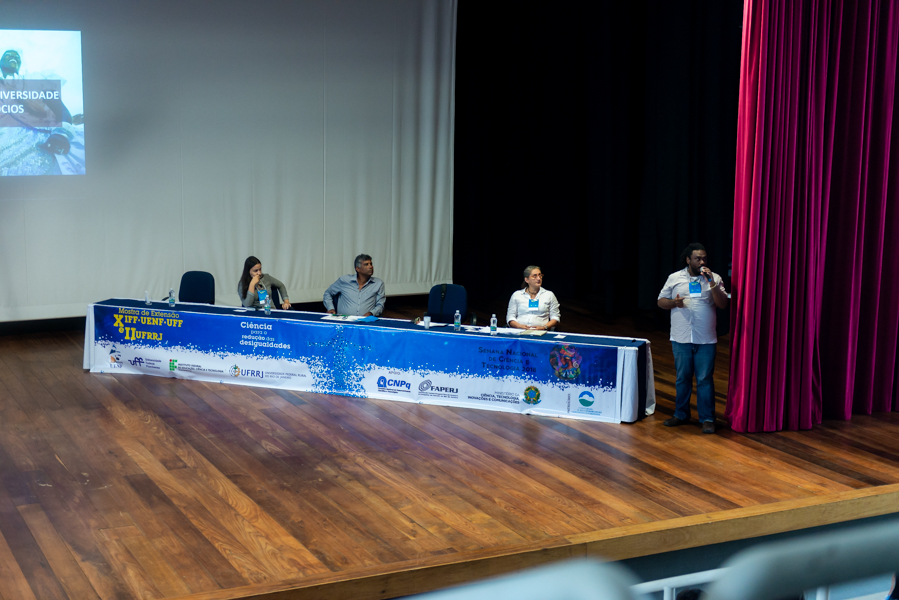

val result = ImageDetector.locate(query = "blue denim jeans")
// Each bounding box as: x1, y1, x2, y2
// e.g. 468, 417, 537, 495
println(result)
671, 341, 717, 423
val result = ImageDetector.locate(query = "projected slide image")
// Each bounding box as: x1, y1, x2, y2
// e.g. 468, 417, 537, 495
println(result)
0, 29, 84, 176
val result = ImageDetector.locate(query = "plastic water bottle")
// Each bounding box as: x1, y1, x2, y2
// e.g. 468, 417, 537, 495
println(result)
144, 290, 151, 305
264, 295, 272, 316
490, 314, 497, 335
168, 288, 176, 307
453, 310, 461, 331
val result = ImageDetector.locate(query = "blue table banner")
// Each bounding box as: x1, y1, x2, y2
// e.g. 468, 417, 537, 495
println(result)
84, 300, 655, 423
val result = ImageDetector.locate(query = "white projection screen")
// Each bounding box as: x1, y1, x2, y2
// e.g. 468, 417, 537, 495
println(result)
0, 29, 84, 176
0, 0, 456, 322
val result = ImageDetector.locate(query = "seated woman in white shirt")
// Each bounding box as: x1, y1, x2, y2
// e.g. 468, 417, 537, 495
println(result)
506, 265, 560, 330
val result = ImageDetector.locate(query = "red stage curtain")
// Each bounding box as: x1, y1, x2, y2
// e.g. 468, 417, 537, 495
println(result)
726, 0, 899, 432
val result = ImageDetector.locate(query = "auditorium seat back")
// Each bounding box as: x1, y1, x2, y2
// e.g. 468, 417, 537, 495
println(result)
179, 271, 215, 305
426, 283, 467, 324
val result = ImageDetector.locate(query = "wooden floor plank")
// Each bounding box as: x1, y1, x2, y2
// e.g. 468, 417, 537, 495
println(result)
18, 503, 103, 600
144, 382, 411, 570
287, 396, 534, 547
436, 406, 735, 516
124, 473, 248, 590
383, 400, 643, 532
268, 397, 517, 551
169, 470, 327, 581
127, 379, 360, 563
119, 535, 193, 598
0, 513, 40, 600
22, 466, 135, 600
565, 414, 849, 501
3, 302, 899, 599
150, 532, 224, 596
286, 395, 567, 540
184, 425, 394, 570
0, 483, 69, 600
115, 434, 281, 586
93, 376, 191, 472
94, 535, 165, 600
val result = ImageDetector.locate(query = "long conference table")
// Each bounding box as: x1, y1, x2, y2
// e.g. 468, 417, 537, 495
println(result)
83, 299, 656, 424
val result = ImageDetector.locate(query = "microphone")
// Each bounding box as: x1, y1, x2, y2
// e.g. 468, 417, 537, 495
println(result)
702, 267, 713, 282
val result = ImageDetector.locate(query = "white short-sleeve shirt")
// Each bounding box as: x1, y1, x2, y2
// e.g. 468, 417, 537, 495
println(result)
658, 267, 725, 344
506, 287, 561, 328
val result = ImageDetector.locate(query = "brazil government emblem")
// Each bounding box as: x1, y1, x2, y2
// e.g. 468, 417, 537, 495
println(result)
522, 385, 541, 405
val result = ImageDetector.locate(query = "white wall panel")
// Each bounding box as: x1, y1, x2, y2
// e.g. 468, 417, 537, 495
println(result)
0, 0, 456, 321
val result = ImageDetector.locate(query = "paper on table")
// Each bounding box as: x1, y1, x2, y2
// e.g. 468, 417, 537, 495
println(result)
461, 325, 489, 333
321, 314, 366, 322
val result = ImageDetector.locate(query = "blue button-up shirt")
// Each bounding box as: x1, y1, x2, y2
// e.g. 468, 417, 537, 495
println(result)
323, 274, 386, 316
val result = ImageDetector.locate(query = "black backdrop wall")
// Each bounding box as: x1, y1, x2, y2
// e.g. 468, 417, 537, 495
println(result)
453, 1, 744, 328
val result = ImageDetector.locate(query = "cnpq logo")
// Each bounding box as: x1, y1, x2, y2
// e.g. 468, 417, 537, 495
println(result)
377, 376, 411, 392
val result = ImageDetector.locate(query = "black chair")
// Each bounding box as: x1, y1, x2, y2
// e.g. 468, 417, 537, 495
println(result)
324, 291, 341, 313
426, 283, 468, 324
270, 285, 280, 308
178, 271, 215, 305
270, 285, 293, 309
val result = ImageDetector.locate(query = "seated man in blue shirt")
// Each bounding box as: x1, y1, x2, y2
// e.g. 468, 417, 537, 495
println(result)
323, 254, 386, 317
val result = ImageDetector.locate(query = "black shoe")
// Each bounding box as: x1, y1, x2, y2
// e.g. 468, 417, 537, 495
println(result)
664, 416, 689, 427
702, 421, 716, 434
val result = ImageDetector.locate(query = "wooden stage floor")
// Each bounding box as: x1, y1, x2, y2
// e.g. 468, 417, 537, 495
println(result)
2, 300, 899, 600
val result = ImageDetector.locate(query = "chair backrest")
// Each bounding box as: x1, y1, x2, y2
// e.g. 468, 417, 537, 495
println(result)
270, 285, 281, 308
411, 558, 639, 600
426, 284, 467, 324
706, 518, 899, 600
327, 291, 341, 313
179, 271, 215, 305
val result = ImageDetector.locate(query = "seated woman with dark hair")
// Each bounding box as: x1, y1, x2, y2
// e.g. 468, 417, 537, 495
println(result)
237, 256, 291, 310
506, 265, 560, 330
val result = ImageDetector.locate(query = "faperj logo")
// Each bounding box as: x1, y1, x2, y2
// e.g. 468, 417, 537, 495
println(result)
578, 390, 595, 407
419, 379, 458, 394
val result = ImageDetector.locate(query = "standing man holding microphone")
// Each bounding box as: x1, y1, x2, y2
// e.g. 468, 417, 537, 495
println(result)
657, 243, 729, 433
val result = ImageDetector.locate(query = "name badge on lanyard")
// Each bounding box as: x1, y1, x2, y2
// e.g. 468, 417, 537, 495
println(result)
688, 280, 702, 298
528, 298, 539, 311
258, 288, 268, 304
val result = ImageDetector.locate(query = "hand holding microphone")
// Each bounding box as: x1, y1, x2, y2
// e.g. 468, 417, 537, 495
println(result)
701, 266, 720, 292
